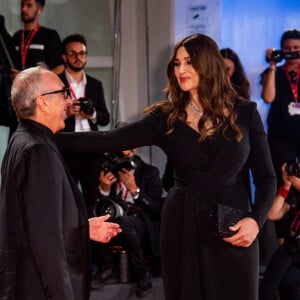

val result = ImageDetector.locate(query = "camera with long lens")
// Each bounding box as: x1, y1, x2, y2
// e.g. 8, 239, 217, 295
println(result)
91, 194, 142, 221
91, 195, 130, 221
100, 152, 137, 177
266, 50, 300, 63
285, 161, 300, 177
73, 97, 95, 115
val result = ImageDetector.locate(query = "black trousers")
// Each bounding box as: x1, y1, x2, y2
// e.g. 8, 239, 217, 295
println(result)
279, 264, 300, 300
259, 243, 300, 300
92, 215, 148, 276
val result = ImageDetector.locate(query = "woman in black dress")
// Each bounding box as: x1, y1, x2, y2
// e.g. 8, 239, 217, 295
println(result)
57, 34, 277, 299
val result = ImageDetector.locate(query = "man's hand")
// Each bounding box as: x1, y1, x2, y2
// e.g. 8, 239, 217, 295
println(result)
67, 99, 80, 116
89, 215, 122, 243
79, 110, 95, 119
99, 170, 117, 192
118, 168, 138, 193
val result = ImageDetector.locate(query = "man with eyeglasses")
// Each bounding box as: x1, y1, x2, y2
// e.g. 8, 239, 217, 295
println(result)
0, 66, 121, 299
9, 0, 64, 136
58, 34, 110, 207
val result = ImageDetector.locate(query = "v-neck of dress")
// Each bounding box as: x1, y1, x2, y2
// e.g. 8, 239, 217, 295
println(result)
179, 119, 201, 136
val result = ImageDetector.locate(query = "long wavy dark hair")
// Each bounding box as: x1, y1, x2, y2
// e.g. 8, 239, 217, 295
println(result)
145, 34, 243, 142
220, 48, 250, 100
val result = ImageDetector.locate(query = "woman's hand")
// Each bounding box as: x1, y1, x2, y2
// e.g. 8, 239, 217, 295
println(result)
223, 217, 259, 247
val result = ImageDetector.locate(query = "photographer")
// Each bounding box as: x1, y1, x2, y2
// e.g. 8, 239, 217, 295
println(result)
90, 140, 163, 298
58, 34, 110, 206
261, 29, 300, 242
261, 29, 300, 188
8, 0, 65, 137
259, 162, 300, 300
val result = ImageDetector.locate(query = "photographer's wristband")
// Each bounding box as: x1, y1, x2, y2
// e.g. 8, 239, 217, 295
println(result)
277, 186, 290, 200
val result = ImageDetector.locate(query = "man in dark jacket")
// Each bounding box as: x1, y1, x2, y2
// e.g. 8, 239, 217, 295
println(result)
58, 34, 110, 206
0, 66, 121, 300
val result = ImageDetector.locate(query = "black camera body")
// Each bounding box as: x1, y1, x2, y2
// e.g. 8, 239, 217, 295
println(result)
100, 153, 136, 177
285, 161, 300, 177
73, 97, 95, 115
266, 50, 300, 63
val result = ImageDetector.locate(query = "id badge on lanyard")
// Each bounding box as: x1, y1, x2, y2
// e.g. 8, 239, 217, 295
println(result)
286, 67, 300, 116
20, 24, 40, 68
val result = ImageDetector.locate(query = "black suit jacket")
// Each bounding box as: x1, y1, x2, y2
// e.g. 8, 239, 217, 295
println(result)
59, 72, 110, 131
0, 120, 90, 300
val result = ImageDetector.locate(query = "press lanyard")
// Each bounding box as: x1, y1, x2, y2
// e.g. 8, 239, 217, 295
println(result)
290, 210, 300, 237
20, 24, 40, 68
284, 66, 300, 102
118, 181, 128, 201
67, 80, 86, 100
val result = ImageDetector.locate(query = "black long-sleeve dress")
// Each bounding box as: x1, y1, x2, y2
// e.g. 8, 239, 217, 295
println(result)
56, 100, 276, 300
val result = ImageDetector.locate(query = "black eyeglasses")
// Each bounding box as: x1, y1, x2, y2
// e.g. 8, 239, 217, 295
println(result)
40, 87, 70, 99
65, 51, 87, 58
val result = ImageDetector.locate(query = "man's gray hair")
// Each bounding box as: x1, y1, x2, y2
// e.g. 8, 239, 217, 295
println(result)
11, 66, 48, 119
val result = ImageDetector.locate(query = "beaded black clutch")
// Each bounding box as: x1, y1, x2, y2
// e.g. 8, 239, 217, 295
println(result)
209, 204, 245, 238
